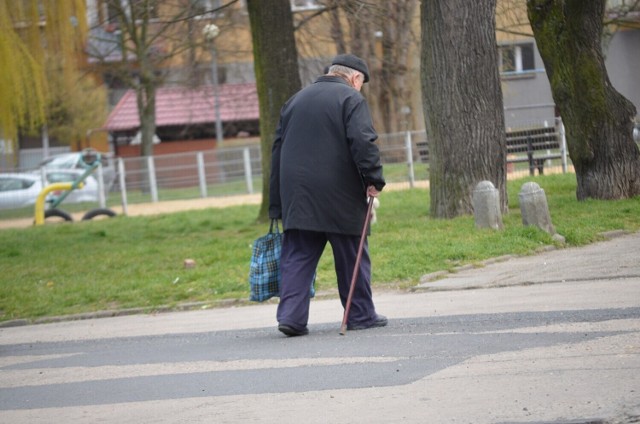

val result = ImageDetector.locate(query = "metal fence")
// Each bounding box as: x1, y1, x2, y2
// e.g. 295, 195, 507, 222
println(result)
114, 146, 262, 204
0, 119, 570, 221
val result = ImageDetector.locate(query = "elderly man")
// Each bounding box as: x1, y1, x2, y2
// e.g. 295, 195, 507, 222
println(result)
269, 53, 387, 337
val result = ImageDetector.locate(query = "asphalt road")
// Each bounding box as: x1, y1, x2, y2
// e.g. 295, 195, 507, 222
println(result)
1, 232, 639, 423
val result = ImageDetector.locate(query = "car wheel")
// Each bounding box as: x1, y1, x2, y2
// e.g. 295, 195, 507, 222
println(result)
82, 208, 116, 220
44, 208, 73, 222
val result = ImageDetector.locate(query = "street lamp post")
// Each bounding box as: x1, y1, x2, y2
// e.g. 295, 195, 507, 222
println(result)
203, 23, 223, 147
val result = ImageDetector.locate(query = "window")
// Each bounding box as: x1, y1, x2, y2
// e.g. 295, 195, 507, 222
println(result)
191, 0, 223, 18
0, 177, 35, 192
291, 0, 324, 12
499, 43, 535, 75
95, 0, 159, 27
132, 0, 159, 20
105, 1, 120, 24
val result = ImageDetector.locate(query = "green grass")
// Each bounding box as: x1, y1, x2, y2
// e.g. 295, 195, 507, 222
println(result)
1, 173, 640, 322
382, 162, 430, 182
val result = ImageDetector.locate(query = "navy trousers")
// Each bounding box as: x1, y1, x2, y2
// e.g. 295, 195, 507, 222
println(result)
277, 229, 379, 331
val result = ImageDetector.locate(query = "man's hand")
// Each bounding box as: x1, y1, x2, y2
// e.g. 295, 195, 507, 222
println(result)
367, 185, 381, 198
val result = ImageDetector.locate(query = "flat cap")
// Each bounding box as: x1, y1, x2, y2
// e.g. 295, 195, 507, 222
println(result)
331, 53, 370, 83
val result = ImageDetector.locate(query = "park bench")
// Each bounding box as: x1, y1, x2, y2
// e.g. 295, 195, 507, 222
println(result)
415, 126, 562, 176
505, 126, 562, 175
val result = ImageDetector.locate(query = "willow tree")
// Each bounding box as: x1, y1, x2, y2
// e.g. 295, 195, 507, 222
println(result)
527, 0, 640, 200
247, 0, 302, 222
421, 0, 507, 218
0, 0, 87, 155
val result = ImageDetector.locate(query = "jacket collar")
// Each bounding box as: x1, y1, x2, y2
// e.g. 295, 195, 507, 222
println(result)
315, 75, 350, 86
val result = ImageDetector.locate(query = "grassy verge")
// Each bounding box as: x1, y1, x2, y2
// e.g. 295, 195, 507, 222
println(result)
1, 173, 639, 322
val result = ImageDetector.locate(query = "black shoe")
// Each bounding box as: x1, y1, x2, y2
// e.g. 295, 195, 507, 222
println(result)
278, 324, 309, 337
347, 314, 388, 331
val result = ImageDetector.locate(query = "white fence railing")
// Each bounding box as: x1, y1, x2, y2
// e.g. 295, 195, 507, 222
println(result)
0, 120, 570, 219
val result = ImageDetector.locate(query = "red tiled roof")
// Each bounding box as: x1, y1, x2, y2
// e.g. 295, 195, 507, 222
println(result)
103, 83, 259, 131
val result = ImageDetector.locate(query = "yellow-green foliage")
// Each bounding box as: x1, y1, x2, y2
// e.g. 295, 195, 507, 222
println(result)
0, 0, 86, 144
0, 2, 45, 140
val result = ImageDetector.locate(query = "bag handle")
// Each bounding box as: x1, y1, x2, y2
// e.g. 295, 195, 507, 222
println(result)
269, 219, 280, 234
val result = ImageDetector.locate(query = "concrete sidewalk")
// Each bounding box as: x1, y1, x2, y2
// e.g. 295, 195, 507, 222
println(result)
415, 229, 640, 292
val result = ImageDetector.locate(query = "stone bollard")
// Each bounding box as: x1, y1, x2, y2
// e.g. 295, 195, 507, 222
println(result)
472, 180, 503, 230
519, 182, 555, 234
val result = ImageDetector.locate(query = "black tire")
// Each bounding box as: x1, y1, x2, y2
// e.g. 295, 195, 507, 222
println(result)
44, 208, 73, 222
82, 208, 117, 221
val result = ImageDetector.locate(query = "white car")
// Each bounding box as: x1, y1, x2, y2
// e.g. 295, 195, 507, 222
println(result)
0, 171, 100, 210
38, 151, 116, 190
0, 173, 43, 210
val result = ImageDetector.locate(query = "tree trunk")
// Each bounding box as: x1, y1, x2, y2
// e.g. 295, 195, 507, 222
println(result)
247, 0, 302, 222
421, 0, 507, 218
527, 0, 640, 200
136, 78, 157, 158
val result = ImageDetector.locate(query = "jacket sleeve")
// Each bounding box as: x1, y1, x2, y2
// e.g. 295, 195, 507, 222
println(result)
269, 118, 283, 219
346, 96, 386, 191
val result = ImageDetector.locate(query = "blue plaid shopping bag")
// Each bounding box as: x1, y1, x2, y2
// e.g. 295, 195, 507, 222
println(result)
249, 219, 282, 302
249, 220, 315, 302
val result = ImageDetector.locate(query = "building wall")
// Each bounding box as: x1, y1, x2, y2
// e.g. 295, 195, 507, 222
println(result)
117, 139, 218, 158
605, 29, 640, 119
500, 38, 556, 128
499, 28, 640, 128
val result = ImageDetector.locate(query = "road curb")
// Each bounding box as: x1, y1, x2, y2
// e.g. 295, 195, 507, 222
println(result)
0, 290, 343, 328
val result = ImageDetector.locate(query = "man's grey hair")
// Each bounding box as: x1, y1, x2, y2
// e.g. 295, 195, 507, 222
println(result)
328, 64, 362, 80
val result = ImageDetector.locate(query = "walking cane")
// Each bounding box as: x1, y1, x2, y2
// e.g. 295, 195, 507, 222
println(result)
339, 196, 376, 335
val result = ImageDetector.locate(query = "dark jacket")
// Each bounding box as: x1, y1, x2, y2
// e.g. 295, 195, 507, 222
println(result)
269, 76, 385, 236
